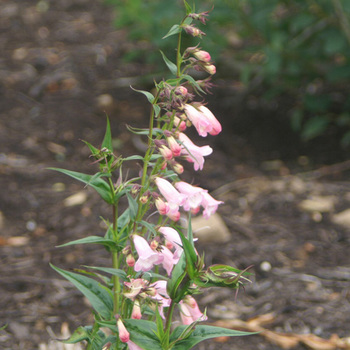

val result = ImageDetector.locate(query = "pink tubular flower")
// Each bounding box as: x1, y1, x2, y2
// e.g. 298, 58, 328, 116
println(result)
159, 226, 183, 260
179, 296, 207, 325
175, 181, 207, 211
184, 104, 212, 137
194, 50, 211, 62
165, 201, 181, 221
150, 280, 171, 319
117, 318, 130, 343
159, 245, 176, 275
201, 192, 224, 219
155, 177, 186, 206
178, 133, 212, 171
133, 235, 163, 272
131, 300, 142, 319
198, 106, 222, 135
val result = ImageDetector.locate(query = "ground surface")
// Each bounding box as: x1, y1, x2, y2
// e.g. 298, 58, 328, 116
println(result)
1, 1, 350, 350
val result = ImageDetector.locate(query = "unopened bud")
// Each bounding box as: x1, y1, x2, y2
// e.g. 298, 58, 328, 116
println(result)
174, 116, 187, 131
126, 254, 135, 267
175, 86, 188, 96
159, 145, 173, 160
167, 136, 182, 157
140, 194, 149, 204
173, 162, 184, 174
204, 64, 216, 75
194, 50, 211, 62
183, 25, 205, 37
131, 184, 140, 195
122, 246, 131, 255
155, 198, 169, 215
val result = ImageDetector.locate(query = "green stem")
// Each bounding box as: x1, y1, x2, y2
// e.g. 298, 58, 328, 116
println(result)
163, 300, 176, 348
176, 31, 182, 77
111, 196, 120, 314
112, 251, 120, 314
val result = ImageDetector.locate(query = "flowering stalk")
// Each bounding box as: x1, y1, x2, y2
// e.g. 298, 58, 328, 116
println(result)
50, 1, 252, 349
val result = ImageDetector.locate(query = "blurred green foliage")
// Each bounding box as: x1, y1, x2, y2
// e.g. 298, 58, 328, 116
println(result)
106, 0, 350, 145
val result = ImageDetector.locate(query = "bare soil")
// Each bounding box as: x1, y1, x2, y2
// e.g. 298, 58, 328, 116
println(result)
1, 1, 350, 350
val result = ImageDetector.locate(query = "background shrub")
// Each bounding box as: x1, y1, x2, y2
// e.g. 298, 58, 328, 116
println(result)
106, 0, 350, 146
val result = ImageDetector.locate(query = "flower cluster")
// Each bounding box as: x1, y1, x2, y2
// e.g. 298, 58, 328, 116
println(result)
110, 11, 226, 343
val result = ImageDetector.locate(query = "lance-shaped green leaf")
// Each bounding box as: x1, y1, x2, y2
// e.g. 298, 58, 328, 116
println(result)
126, 191, 138, 220
48, 168, 114, 204
183, 0, 192, 15
163, 24, 182, 39
125, 125, 163, 136
182, 74, 205, 94
124, 319, 163, 350
57, 235, 120, 252
83, 266, 128, 281
82, 139, 100, 158
170, 325, 255, 349
102, 116, 113, 152
160, 51, 178, 76
50, 264, 114, 319
176, 228, 197, 279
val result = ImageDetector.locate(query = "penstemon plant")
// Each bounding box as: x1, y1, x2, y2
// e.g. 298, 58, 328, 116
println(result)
50, 2, 252, 349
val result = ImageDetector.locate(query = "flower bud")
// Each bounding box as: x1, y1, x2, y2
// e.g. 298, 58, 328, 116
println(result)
204, 64, 216, 75
155, 198, 169, 215
175, 86, 188, 96
122, 246, 131, 255
167, 136, 182, 157
140, 194, 149, 204
194, 50, 211, 62
174, 116, 187, 131
126, 254, 135, 267
159, 145, 173, 160
131, 184, 141, 195
173, 162, 184, 174
183, 25, 205, 37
